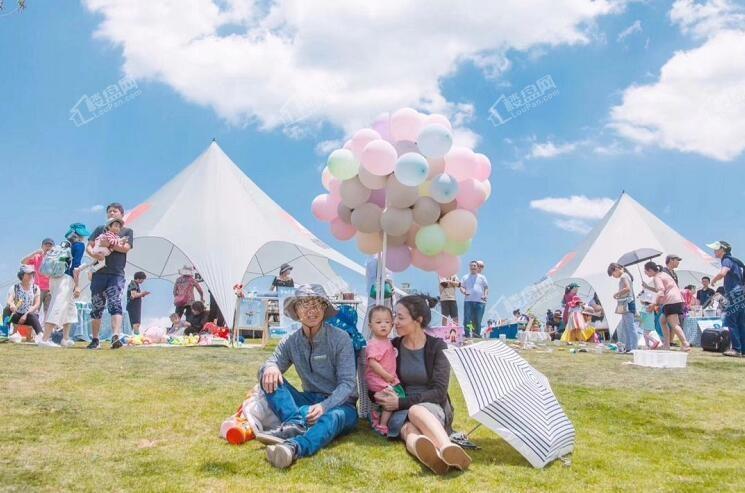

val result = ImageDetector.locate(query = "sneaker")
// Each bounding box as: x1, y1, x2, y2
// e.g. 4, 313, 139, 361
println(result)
266, 443, 296, 469
86, 338, 100, 350
255, 423, 307, 445
61, 339, 75, 348
37, 339, 61, 348
723, 350, 739, 357
111, 335, 123, 349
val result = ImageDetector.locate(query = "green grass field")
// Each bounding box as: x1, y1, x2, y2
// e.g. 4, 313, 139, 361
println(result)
1, 343, 743, 493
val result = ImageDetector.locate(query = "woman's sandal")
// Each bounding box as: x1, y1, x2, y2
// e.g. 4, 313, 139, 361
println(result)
438, 443, 472, 471
414, 436, 449, 475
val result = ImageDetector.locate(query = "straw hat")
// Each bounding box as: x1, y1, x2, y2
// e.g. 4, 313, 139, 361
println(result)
283, 284, 338, 322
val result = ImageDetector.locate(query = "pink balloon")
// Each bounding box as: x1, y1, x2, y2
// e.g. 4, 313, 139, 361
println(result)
424, 113, 453, 131
350, 128, 382, 159
329, 178, 342, 196
411, 247, 439, 271
361, 139, 397, 176
369, 188, 386, 208
385, 245, 412, 272
321, 167, 333, 191
330, 218, 356, 241
444, 147, 479, 182
311, 194, 338, 222
456, 179, 487, 211
474, 153, 492, 181
343, 139, 353, 150
436, 253, 460, 277
372, 113, 392, 142
390, 107, 424, 142
427, 157, 446, 178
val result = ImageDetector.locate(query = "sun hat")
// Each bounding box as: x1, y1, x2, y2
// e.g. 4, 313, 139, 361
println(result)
41, 238, 54, 246
283, 284, 338, 322
17, 264, 35, 280
106, 217, 124, 228
178, 265, 195, 276
665, 254, 682, 263
279, 263, 293, 275
65, 223, 91, 239
706, 240, 731, 253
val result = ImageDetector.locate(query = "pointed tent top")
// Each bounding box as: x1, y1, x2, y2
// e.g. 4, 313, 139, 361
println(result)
123, 142, 365, 327
532, 192, 718, 334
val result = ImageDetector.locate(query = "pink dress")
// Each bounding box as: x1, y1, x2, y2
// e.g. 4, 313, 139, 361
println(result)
364, 338, 399, 393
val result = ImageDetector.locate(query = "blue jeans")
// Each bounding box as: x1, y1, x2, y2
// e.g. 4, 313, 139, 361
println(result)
463, 301, 486, 337
619, 312, 640, 350
724, 288, 745, 354
260, 376, 357, 458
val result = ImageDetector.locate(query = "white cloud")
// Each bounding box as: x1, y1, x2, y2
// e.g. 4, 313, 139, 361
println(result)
528, 140, 578, 159
530, 195, 615, 220
617, 20, 642, 41
83, 0, 622, 138
670, 0, 745, 39
314, 139, 342, 156
87, 204, 105, 213
554, 218, 592, 235
609, 28, 745, 161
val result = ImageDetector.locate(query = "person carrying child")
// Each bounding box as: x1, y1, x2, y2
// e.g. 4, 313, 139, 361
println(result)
77, 217, 126, 276
364, 305, 406, 435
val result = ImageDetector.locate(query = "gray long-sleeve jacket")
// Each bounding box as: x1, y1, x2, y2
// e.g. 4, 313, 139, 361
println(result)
261, 323, 358, 411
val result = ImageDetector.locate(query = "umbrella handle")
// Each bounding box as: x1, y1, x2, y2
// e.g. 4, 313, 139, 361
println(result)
465, 423, 481, 437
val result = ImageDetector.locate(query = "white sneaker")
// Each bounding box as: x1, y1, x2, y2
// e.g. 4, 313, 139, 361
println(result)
37, 339, 61, 348
34, 333, 43, 344
61, 339, 75, 348
9, 332, 22, 343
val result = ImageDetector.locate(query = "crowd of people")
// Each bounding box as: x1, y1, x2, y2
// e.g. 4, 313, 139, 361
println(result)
2, 202, 228, 348
538, 246, 745, 356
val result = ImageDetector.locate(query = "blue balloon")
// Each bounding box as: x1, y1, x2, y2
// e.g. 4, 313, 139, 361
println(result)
394, 152, 429, 187
417, 124, 453, 158
430, 173, 459, 203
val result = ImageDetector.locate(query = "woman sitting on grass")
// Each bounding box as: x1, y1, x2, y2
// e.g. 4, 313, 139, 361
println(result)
184, 301, 208, 336
374, 295, 471, 475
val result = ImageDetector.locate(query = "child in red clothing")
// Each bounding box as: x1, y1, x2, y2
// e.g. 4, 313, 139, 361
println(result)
364, 305, 405, 435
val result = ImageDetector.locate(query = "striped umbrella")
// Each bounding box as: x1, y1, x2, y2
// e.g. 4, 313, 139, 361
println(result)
443, 340, 575, 468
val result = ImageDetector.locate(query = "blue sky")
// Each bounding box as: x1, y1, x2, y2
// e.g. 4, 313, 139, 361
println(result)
1, 1, 744, 321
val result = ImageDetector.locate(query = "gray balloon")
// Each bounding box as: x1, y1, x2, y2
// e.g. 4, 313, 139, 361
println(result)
340, 177, 371, 208
386, 175, 419, 208
351, 202, 382, 233
337, 203, 353, 224
412, 197, 441, 226
381, 207, 414, 237
358, 165, 388, 190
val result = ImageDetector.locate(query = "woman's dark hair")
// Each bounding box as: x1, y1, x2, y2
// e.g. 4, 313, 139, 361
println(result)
397, 294, 438, 327
716, 287, 725, 295
134, 271, 147, 281
644, 261, 661, 273
191, 301, 205, 313
607, 262, 634, 281
368, 304, 393, 321
449, 328, 456, 335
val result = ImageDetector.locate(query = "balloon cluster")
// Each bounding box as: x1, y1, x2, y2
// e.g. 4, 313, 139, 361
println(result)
312, 108, 492, 277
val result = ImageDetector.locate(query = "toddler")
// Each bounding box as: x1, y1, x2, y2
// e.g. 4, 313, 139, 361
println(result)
639, 302, 661, 349
167, 312, 188, 336
76, 218, 126, 279
364, 305, 405, 435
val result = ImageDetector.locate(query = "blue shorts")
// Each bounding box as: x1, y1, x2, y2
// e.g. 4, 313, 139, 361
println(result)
90, 274, 126, 319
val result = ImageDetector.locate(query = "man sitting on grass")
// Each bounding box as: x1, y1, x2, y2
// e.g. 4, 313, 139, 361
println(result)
255, 284, 358, 469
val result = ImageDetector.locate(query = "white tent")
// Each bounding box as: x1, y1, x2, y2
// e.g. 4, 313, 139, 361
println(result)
122, 141, 365, 326
492, 193, 719, 334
